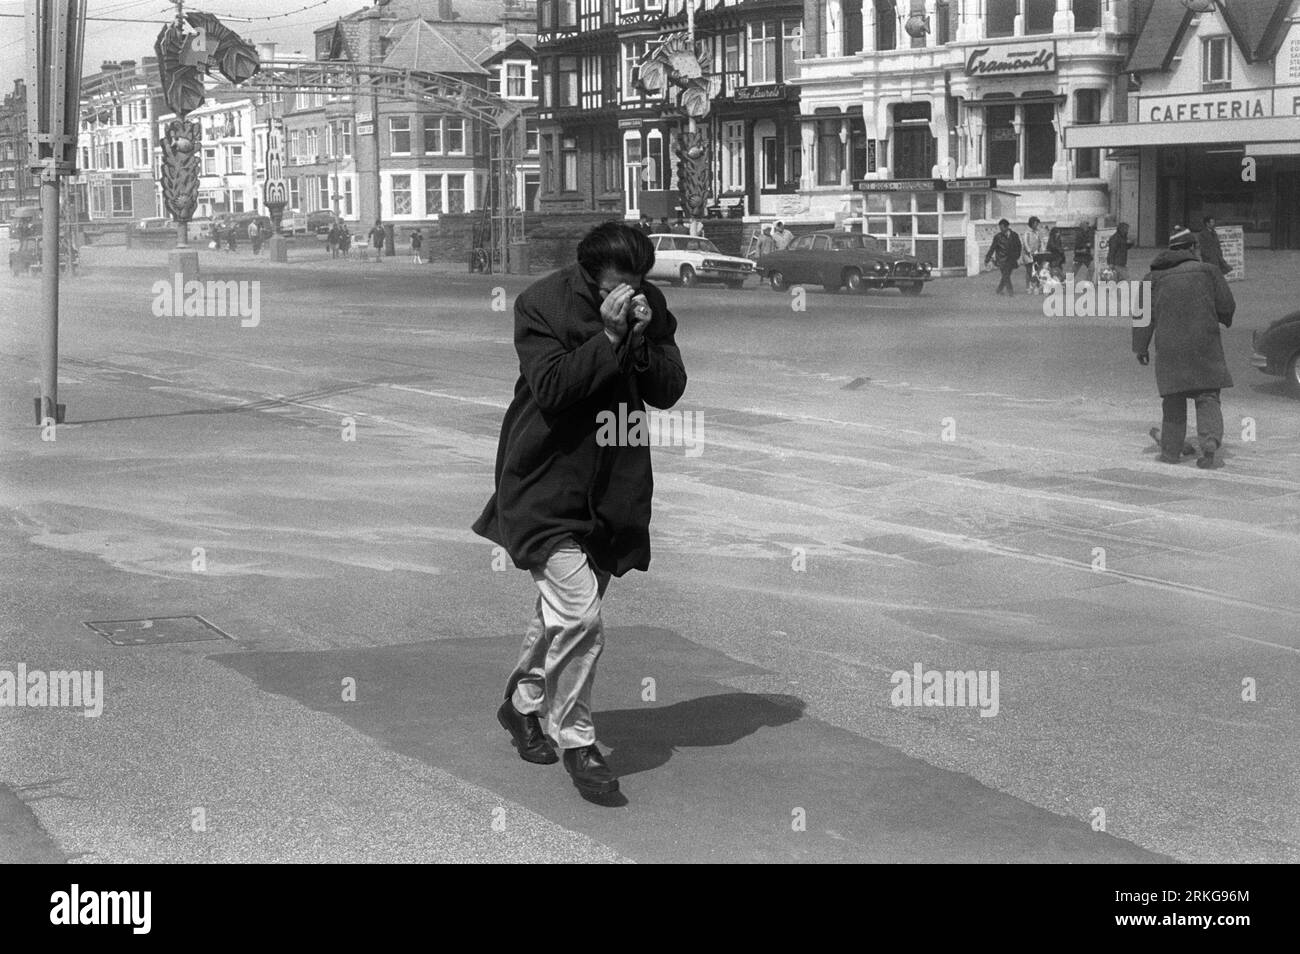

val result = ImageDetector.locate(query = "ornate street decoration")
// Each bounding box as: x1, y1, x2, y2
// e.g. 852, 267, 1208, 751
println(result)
154, 11, 259, 118
153, 6, 259, 239
263, 119, 288, 233
638, 33, 720, 220
675, 130, 710, 220
159, 118, 201, 224
637, 33, 721, 119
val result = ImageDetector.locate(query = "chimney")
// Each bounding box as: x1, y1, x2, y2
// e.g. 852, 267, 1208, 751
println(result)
437, 0, 453, 20
100, 60, 118, 73
257, 41, 278, 61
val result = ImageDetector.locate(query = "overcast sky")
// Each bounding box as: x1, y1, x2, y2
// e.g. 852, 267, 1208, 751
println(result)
0, 0, 350, 89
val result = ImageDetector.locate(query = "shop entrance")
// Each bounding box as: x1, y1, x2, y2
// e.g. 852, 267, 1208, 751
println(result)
1276, 172, 1300, 249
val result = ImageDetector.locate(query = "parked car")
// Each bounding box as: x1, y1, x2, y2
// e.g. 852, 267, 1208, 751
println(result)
647, 233, 755, 288
1252, 311, 1300, 395
306, 209, 340, 237
135, 216, 172, 232
189, 216, 213, 240
757, 230, 933, 295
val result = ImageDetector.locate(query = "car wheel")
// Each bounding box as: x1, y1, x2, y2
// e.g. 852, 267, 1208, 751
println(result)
843, 268, 863, 293
1288, 352, 1300, 396
900, 282, 924, 296
680, 265, 697, 287
769, 270, 787, 291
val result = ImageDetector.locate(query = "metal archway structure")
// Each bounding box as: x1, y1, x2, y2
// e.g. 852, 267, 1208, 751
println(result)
80, 59, 527, 270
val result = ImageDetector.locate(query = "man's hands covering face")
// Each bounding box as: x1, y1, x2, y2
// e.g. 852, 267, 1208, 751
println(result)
601, 283, 636, 346
601, 283, 651, 348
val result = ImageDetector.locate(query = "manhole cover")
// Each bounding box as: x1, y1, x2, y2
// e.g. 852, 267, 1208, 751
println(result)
83, 615, 233, 646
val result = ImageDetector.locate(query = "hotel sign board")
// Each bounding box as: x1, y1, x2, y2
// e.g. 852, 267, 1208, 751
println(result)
1139, 85, 1300, 122
857, 178, 998, 192
965, 41, 1056, 77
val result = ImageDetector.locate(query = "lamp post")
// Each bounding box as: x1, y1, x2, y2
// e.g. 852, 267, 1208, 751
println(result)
25, 0, 88, 426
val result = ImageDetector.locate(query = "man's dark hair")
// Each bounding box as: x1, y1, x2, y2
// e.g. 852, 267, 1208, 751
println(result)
1203, 215, 1214, 225
998, 218, 1009, 228
1027, 216, 1040, 229
577, 221, 655, 278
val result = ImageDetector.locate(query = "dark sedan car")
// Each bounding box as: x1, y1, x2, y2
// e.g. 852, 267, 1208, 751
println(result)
757, 229, 933, 295
1252, 311, 1300, 395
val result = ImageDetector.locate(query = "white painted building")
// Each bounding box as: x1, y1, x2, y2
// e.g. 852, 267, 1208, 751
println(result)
792, 0, 1129, 271
1067, 0, 1300, 249
76, 60, 161, 221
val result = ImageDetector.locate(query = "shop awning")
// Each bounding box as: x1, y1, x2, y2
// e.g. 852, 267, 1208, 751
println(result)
1066, 116, 1300, 149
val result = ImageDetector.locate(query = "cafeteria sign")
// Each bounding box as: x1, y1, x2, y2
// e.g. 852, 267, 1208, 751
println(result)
966, 41, 1056, 77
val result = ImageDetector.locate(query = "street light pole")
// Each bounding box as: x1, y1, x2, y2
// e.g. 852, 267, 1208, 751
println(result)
26, 0, 88, 426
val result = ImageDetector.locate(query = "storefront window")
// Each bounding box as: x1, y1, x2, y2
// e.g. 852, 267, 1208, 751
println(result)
1023, 102, 1055, 179
1025, 0, 1054, 36
850, 118, 867, 181
646, 132, 664, 191
985, 103, 1016, 177
785, 121, 803, 187
1074, 0, 1100, 31
893, 102, 934, 179
817, 119, 843, 185
1074, 89, 1101, 178
987, 0, 1015, 38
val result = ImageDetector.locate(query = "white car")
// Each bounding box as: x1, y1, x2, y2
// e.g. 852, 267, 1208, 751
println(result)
647, 233, 755, 288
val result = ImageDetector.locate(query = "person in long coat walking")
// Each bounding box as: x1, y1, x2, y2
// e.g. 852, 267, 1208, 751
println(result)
1106, 221, 1133, 280
1134, 225, 1236, 468
1197, 216, 1232, 275
473, 222, 687, 798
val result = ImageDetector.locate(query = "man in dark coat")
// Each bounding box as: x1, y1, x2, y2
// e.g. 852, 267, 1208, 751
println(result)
473, 222, 687, 797
1073, 218, 1095, 281
1106, 221, 1133, 280
984, 218, 1022, 295
1197, 215, 1232, 275
1134, 225, 1236, 468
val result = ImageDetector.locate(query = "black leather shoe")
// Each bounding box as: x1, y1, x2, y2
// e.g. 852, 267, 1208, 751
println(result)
562, 744, 619, 796
497, 700, 558, 764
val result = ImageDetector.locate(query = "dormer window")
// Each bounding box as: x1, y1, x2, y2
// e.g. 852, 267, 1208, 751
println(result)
1202, 36, 1231, 90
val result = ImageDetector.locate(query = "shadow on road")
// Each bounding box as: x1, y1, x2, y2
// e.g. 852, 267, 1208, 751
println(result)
598, 692, 805, 778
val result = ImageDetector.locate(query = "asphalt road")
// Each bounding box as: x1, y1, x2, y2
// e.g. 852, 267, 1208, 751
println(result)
1, 244, 1297, 863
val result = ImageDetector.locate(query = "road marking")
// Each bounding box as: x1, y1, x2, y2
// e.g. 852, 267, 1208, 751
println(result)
1223, 632, 1300, 655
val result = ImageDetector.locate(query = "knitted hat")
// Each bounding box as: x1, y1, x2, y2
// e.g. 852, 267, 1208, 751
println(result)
1169, 225, 1195, 248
